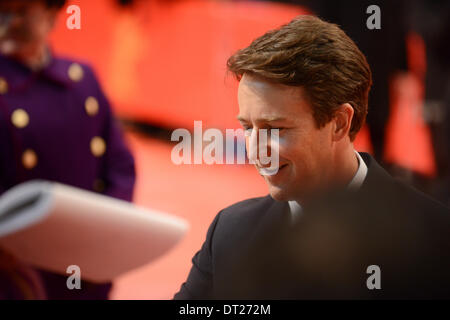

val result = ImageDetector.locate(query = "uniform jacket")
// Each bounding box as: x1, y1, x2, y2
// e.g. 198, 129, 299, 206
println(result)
0, 53, 135, 201
0, 52, 136, 299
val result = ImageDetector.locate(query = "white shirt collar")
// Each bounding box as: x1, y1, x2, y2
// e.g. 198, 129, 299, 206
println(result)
348, 151, 368, 190
289, 151, 368, 222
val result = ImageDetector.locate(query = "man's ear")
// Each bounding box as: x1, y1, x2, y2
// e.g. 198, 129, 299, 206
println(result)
332, 103, 354, 142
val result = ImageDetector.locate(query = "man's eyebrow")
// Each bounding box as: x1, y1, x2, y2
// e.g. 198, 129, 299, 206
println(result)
236, 116, 288, 122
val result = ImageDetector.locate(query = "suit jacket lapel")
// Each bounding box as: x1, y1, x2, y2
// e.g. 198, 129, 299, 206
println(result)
248, 196, 291, 244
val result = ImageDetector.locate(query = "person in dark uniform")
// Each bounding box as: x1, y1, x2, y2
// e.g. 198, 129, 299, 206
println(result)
0, 0, 136, 299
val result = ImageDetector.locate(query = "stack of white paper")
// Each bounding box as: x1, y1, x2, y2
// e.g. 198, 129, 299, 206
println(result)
0, 180, 188, 282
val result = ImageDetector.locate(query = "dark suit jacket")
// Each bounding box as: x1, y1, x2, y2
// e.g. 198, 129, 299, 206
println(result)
174, 153, 450, 299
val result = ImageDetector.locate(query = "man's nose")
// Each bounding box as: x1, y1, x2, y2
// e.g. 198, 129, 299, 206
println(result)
246, 128, 272, 164
246, 128, 258, 163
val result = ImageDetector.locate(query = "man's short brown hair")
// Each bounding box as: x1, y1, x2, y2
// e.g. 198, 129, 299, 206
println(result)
227, 15, 372, 141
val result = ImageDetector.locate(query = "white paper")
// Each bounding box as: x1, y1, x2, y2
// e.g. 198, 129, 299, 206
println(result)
0, 180, 188, 282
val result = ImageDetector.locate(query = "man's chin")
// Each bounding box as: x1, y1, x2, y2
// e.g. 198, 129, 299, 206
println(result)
267, 185, 292, 202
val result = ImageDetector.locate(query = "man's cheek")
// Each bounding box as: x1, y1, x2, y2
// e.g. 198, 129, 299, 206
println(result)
276, 136, 291, 161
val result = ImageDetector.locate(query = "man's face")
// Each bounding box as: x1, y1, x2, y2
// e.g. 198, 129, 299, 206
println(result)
0, 0, 57, 56
237, 74, 335, 202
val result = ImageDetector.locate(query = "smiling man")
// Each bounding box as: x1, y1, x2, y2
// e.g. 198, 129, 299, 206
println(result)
174, 15, 450, 299
237, 76, 360, 205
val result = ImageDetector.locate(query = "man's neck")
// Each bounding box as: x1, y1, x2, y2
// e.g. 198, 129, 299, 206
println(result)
293, 145, 359, 206
333, 145, 359, 187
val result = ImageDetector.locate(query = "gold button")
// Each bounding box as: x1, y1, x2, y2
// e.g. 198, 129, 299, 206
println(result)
68, 63, 84, 82
90, 136, 106, 157
11, 109, 30, 128
85, 96, 99, 116
0, 77, 8, 94
93, 179, 105, 193
22, 149, 38, 169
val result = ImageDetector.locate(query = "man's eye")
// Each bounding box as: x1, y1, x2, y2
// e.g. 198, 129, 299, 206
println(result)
269, 127, 284, 132
244, 127, 253, 136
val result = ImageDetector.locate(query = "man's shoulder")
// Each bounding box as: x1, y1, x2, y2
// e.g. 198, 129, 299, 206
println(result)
207, 195, 288, 264
211, 195, 290, 246
218, 195, 276, 222
207, 195, 280, 242
360, 152, 449, 214
392, 177, 449, 215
